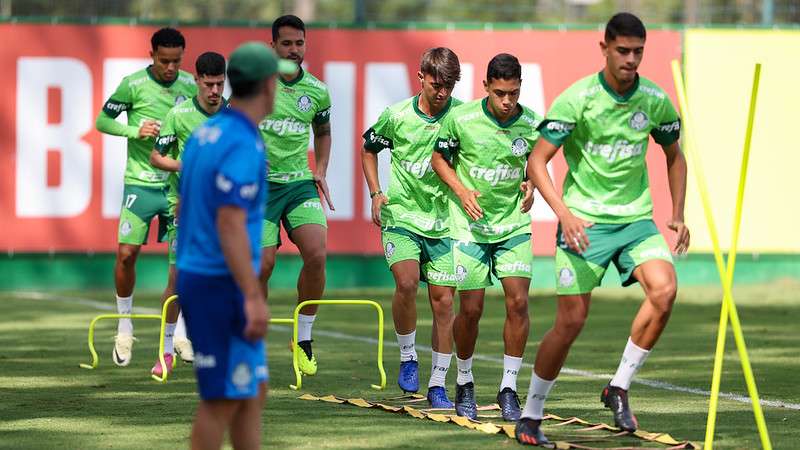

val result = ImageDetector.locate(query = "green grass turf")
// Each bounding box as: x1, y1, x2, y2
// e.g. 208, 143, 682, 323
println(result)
0, 282, 797, 449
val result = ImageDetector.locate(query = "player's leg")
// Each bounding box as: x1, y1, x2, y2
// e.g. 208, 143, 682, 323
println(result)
601, 223, 676, 431
191, 399, 240, 450
421, 235, 457, 407
152, 263, 180, 376
113, 185, 162, 366
451, 241, 492, 419
383, 229, 423, 392
518, 232, 607, 445
283, 180, 329, 373
492, 234, 534, 421
229, 382, 268, 450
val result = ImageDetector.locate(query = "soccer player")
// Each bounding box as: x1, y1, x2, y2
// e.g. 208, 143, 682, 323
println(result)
432, 54, 540, 421
515, 13, 690, 446
259, 15, 333, 376
95, 27, 197, 366
148, 51, 228, 376
177, 41, 294, 450
362, 48, 463, 407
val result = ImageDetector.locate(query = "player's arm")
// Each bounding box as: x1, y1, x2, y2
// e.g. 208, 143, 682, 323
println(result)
95, 78, 159, 139
662, 141, 690, 254
431, 145, 483, 221
527, 138, 592, 253
312, 102, 335, 210
149, 149, 180, 172
217, 206, 269, 340
361, 147, 388, 227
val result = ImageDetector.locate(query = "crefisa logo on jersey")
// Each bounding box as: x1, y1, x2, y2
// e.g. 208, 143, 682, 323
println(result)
629, 111, 649, 131
510, 137, 528, 157
297, 95, 313, 112
174, 95, 187, 105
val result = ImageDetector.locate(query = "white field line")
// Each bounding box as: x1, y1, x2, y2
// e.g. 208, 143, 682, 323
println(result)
14, 291, 800, 411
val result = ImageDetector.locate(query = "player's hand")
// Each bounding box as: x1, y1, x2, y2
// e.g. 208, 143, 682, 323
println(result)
243, 293, 269, 341
371, 193, 388, 227
314, 173, 335, 211
668, 219, 690, 255
138, 120, 160, 139
559, 211, 593, 254
520, 181, 534, 213
457, 189, 483, 221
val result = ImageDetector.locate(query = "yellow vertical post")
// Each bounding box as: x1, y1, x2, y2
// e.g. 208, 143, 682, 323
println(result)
671, 60, 771, 449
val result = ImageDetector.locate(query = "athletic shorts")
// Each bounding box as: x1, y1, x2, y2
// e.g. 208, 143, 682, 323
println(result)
381, 227, 456, 287
555, 219, 673, 295
117, 184, 170, 245
453, 233, 533, 290
177, 271, 268, 401
261, 180, 327, 248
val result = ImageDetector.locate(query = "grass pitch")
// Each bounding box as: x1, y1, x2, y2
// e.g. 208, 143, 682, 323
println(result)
0, 282, 797, 449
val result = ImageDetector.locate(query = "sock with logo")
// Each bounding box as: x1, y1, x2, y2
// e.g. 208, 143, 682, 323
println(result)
397, 330, 418, 362
521, 372, 556, 420
456, 356, 474, 385
500, 354, 523, 391
428, 351, 452, 388
116, 295, 133, 335
609, 336, 650, 390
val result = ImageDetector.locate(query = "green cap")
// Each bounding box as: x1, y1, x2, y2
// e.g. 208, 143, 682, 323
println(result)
227, 41, 296, 84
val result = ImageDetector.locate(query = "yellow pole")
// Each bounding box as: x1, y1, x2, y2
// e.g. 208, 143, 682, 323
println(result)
671, 60, 771, 449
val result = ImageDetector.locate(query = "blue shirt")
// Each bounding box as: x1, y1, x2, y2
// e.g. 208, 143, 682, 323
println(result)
177, 107, 267, 276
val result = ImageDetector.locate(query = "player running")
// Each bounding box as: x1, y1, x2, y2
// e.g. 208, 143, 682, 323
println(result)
515, 13, 690, 446
95, 27, 197, 367
361, 48, 462, 407
432, 54, 540, 421
259, 15, 334, 376
148, 51, 228, 376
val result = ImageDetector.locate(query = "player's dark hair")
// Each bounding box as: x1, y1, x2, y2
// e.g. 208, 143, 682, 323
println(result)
420, 47, 461, 88
486, 53, 521, 82
272, 15, 305, 41
151, 27, 186, 51
195, 52, 226, 77
605, 12, 646, 41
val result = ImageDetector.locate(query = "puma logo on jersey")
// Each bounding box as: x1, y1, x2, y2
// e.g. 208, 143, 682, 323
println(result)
259, 117, 308, 136
468, 164, 522, 186
585, 140, 645, 163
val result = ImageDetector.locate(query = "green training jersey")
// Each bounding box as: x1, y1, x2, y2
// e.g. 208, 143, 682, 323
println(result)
435, 98, 543, 243
363, 95, 463, 238
154, 96, 228, 213
102, 66, 197, 187
258, 68, 331, 184
538, 72, 681, 224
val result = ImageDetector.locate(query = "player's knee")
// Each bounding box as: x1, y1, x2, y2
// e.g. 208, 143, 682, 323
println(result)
649, 281, 677, 315
430, 291, 454, 316
395, 276, 419, 298
505, 293, 529, 319
301, 246, 326, 271
116, 246, 139, 268
558, 313, 587, 340
459, 301, 483, 322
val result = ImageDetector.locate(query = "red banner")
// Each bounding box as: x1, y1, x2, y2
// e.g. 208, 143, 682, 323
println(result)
0, 24, 681, 254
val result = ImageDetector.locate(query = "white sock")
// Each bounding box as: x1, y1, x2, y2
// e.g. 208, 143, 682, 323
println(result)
163, 323, 176, 355
297, 314, 316, 342
521, 372, 556, 420
116, 295, 133, 335
174, 312, 187, 340
396, 330, 418, 362
609, 337, 651, 390
428, 351, 452, 388
500, 354, 523, 392
456, 356, 474, 385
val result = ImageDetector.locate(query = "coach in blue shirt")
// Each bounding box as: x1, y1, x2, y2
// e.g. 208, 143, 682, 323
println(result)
176, 41, 295, 450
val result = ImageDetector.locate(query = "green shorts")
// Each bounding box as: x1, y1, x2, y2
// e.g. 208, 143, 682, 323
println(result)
117, 184, 170, 245
555, 219, 673, 295
381, 227, 456, 287
261, 180, 328, 248
167, 218, 178, 265
453, 233, 532, 290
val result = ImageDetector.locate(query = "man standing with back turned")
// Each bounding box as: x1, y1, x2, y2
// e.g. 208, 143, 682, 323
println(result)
177, 42, 295, 450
